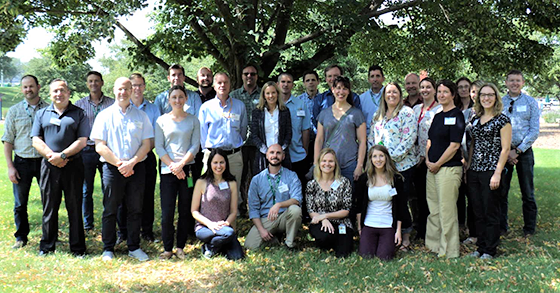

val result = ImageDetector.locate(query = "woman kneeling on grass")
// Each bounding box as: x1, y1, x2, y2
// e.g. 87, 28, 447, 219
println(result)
356, 145, 406, 260
306, 148, 353, 257
191, 149, 244, 260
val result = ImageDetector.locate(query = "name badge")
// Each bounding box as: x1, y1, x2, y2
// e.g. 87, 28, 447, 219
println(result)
252, 99, 259, 105
338, 224, 347, 235
517, 105, 527, 112
389, 188, 398, 197
330, 180, 341, 190
231, 113, 240, 121
444, 117, 456, 125
219, 181, 229, 190
297, 110, 305, 117
49, 117, 61, 126
278, 183, 289, 193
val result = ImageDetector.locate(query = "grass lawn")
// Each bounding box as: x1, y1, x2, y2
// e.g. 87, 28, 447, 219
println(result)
0, 122, 558, 292
0, 87, 22, 119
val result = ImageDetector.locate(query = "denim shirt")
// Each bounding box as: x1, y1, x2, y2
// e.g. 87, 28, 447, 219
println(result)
360, 86, 384, 135
248, 167, 302, 219
501, 92, 540, 152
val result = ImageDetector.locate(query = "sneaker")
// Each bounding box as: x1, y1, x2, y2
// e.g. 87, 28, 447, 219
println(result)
462, 237, 477, 245
202, 244, 214, 259
12, 240, 27, 249
480, 253, 493, 260
129, 248, 149, 262
469, 251, 481, 258
38, 250, 50, 257
102, 251, 114, 261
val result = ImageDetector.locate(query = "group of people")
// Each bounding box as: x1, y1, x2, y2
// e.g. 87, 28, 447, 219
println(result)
3, 62, 539, 261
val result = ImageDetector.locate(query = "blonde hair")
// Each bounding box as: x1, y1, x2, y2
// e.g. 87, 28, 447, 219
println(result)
474, 83, 503, 117
373, 82, 404, 122
257, 81, 287, 111
313, 148, 342, 181
365, 145, 401, 187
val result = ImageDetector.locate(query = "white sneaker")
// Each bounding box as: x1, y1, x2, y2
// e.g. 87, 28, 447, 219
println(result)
480, 253, 493, 260
469, 251, 481, 258
129, 248, 149, 262
102, 250, 114, 261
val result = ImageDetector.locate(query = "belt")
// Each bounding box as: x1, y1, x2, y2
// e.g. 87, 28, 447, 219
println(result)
67, 154, 82, 162
209, 147, 241, 156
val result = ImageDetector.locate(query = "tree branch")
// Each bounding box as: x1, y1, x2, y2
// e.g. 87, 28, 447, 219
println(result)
365, 0, 422, 18
213, 0, 239, 41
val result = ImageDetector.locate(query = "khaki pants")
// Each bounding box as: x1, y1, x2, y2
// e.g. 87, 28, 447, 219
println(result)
425, 166, 462, 258
245, 205, 302, 249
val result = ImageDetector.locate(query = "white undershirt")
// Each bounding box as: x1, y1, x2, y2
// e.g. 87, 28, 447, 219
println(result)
264, 107, 279, 147
364, 184, 393, 228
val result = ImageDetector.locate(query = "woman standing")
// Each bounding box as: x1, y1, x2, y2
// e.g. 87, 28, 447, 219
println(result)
306, 148, 353, 257
315, 76, 366, 183
425, 79, 466, 258
412, 77, 442, 240
356, 145, 406, 260
191, 149, 244, 260
368, 82, 416, 251
467, 83, 511, 259
250, 81, 292, 173
155, 85, 200, 259
455, 77, 473, 111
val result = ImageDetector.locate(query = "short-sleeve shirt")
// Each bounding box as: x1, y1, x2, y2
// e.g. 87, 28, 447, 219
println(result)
198, 97, 248, 150
305, 177, 353, 229
284, 95, 312, 163
427, 107, 465, 167
31, 103, 90, 152
2, 99, 48, 158
89, 103, 154, 162
74, 95, 114, 145
155, 113, 200, 174
317, 106, 365, 169
132, 98, 161, 131
469, 114, 511, 172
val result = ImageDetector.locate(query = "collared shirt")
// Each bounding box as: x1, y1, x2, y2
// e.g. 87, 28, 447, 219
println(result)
413, 103, 443, 159
230, 85, 261, 124
404, 95, 423, 108
154, 89, 202, 116
2, 99, 49, 158
501, 92, 540, 152
312, 89, 362, 128
198, 96, 248, 150
90, 103, 154, 162
284, 95, 312, 163
30, 103, 90, 152
131, 98, 160, 131
75, 94, 115, 145
296, 91, 318, 135
360, 86, 384, 134
248, 167, 302, 219
198, 88, 216, 103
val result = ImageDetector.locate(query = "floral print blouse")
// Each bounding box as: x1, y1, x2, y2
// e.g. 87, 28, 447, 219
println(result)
413, 103, 443, 160
368, 106, 418, 171
306, 177, 353, 229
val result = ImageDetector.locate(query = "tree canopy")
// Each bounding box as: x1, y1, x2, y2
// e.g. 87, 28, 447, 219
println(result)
2, 0, 559, 87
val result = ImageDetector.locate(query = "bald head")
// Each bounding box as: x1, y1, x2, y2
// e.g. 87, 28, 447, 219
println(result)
266, 144, 284, 167
114, 77, 132, 104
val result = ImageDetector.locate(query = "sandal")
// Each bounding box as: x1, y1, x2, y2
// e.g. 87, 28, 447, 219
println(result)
398, 244, 410, 252
159, 251, 173, 260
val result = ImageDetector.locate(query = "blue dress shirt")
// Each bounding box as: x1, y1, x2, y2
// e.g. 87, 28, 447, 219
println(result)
359, 86, 384, 134
154, 89, 202, 116
132, 98, 161, 131
501, 92, 540, 152
296, 92, 318, 135
198, 96, 248, 150
248, 167, 302, 219
285, 95, 312, 163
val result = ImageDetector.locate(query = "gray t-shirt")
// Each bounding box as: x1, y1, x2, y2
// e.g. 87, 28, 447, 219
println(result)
155, 113, 201, 174
317, 106, 365, 169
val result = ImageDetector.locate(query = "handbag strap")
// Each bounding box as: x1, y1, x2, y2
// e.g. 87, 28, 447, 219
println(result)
325, 108, 352, 148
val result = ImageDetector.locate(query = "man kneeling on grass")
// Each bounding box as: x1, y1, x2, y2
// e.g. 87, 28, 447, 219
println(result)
245, 144, 302, 249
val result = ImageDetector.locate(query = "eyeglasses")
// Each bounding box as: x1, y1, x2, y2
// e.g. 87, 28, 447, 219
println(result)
479, 93, 496, 98
243, 72, 257, 77
508, 100, 515, 113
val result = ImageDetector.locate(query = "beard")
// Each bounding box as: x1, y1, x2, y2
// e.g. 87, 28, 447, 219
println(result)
267, 158, 282, 167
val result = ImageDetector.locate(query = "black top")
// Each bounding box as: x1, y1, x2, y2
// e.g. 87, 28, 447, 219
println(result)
354, 173, 410, 229
31, 103, 89, 152
427, 107, 465, 167
198, 88, 216, 103
469, 113, 511, 172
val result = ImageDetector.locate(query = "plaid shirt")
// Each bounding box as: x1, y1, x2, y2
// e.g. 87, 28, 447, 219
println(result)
2, 99, 49, 158
75, 94, 114, 145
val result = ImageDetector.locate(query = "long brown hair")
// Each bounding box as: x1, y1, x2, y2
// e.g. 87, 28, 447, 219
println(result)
474, 83, 503, 117
365, 145, 401, 187
257, 81, 287, 111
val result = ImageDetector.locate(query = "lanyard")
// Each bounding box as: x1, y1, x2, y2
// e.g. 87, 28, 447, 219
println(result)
91, 101, 102, 118
266, 169, 282, 205
417, 100, 436, 125
220, 98, 233, 119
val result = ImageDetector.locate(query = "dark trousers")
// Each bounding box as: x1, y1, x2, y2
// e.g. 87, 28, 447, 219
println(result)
39, 158, 86, 253
468, 170, 501, 256
457, 180, 467, 227
101, 162, 145, 252
290, 159, 311, 220
400, 168, 414, 232
160, 165, 195, 252
412, 163, 429, 240
359, 226, 395, 260
465, 181, 477, 238
309, 223, 353, 257
240, 145, 256, 212
81, 145, 103, 230
196, 226, 244, 260
193, 149, 204, 182
500, 148, 538, 234
117, 151, 157, 239
13, 156, 42, 242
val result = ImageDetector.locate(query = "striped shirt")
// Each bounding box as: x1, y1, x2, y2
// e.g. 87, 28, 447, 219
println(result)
75, 94, 115, 145
2, 99, 49, 158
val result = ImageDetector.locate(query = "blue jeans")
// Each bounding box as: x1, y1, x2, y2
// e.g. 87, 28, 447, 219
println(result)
81, 146, 103, 230
196, 226, 244, 260
500, 148, 538, 234
13, 156, 42, 242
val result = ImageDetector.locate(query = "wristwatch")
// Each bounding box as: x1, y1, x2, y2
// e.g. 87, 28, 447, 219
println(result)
60, 152, 67, 160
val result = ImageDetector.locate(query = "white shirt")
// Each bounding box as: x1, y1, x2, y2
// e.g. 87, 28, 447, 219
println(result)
364, 184, 393, 228
264, 107, 279, 147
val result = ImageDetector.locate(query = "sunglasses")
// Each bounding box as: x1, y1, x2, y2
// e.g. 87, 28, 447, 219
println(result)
243, 72, 257, 77
508, 100, 515, 113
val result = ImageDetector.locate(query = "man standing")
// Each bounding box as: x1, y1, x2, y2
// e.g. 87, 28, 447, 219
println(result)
90, 77, 153, 261
245, 144, 302, 249
297, 70, 320, 126
196, 67, 216, 103
198, 72, 247, 200
500, 70, 540, 237
115, 73, 160, 243
360, 65, 385, 134
403, 73, 422, 108
154, 64, 202, 116
31, 79, 88, 256
312, 65, 361, 127
75, 71, 114, 232
2, 75, 48, 249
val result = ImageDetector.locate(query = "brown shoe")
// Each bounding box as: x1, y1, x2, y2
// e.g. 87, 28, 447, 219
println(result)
175, 248, 185, 260
159, 251, 173, 260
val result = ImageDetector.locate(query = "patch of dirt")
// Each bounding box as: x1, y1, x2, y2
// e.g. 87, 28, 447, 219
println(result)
533, 122, 560, 150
